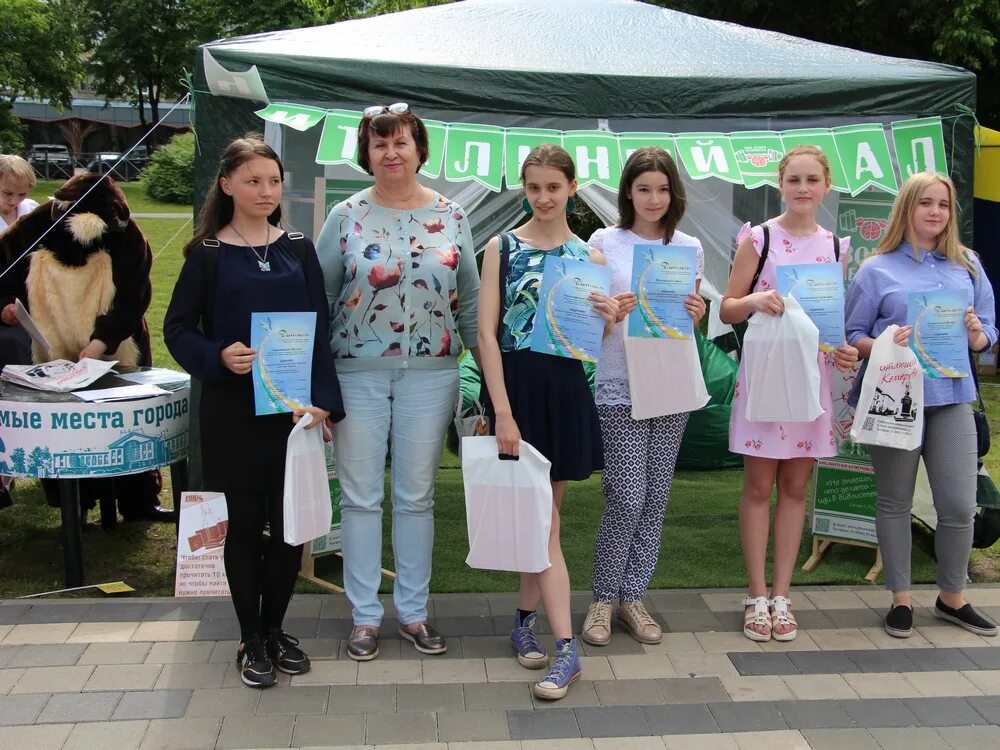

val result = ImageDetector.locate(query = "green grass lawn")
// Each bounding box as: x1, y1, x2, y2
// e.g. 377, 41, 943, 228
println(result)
1, 202, 997, 598
29, 179, 191, 216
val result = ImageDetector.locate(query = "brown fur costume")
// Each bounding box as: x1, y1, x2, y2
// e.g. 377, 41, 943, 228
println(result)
0, 174, 152, 366
0, 174, 160, 522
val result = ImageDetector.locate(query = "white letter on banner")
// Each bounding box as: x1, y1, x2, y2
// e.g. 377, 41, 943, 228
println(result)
516, 145, 533, 174
339, 126, 358, 160
691, 142, 729, 175
909, 137, 936, 175
855, 142, 884, 180
268, 110, 311, 130
454, 142, 491, 176
575, 147, 610, 180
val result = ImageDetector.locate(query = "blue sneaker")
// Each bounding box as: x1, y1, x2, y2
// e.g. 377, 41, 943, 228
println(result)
511, 611, 547, 669
533, 637, 581, 700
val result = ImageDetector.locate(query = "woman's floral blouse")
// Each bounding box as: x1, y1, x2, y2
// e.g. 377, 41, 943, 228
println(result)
316, 188, 480, 372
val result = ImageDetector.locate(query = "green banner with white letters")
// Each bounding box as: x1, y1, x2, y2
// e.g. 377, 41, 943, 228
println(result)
258, 104, 948, 196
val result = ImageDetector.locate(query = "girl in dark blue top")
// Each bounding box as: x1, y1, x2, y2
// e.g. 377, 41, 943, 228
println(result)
164, 135, 344, 688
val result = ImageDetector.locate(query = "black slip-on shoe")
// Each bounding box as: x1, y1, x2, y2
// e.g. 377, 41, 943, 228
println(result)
884, 604, 913, 638
934, 597, 998, 636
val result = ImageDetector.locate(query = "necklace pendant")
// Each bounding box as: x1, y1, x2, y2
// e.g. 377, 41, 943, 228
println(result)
258, 260, 271, 272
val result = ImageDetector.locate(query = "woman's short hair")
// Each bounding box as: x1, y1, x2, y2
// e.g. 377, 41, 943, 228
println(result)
357, 109, 429, 175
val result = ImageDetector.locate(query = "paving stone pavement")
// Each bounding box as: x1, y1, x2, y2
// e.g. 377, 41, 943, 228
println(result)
2, 585, 1000, 749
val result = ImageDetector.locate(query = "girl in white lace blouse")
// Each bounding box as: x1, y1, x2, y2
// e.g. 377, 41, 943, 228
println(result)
581, 147, 706, 647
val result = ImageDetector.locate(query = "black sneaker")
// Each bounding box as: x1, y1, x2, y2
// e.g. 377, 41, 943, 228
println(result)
236, 638, 277, 688
267, 629, 311, 675
934, 597, 999, 636
884, 604, 913, 638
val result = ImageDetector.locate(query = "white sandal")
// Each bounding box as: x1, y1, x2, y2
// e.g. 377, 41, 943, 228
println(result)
770, 596, 797, 642
743, 596, 772, 642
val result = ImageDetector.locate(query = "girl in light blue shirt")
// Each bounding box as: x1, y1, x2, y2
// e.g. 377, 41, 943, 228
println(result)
845, 171, 997, 640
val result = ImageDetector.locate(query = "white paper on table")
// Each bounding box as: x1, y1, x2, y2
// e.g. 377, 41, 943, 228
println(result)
1, 358, 118, 392
71, 384, 169, 402
14, 299, 51, 356
118, 368, 191, 386
624, 335, 710, 419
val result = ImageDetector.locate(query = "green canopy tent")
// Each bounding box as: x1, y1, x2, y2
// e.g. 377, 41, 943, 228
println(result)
187, 0, 977, 479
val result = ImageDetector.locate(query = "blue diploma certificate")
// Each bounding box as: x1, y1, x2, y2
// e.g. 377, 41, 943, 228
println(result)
250, 311, 317, 415
907, 288, 969, 378
628, 244, 697, 339
529, 255, 612, 362
776, 264, 845, 353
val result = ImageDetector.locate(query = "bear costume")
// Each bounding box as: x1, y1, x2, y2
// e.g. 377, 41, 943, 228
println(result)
0, 173, 169, 522
0, 173, 152, 365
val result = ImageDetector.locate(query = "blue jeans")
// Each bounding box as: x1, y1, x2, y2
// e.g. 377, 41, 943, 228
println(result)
333, 368, 459, 626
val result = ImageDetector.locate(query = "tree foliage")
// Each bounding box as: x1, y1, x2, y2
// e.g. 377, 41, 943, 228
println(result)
655, 0, 1000, 126
0, 0, 83, 108
142, 131, 196, 204
0, 0, 82, 150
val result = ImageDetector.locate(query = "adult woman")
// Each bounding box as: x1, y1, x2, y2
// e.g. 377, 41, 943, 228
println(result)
845, 171, 997, 638
164, 135, 345, 687
316, 104, 481, 660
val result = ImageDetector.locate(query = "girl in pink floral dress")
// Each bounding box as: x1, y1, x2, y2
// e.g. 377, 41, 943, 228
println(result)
721, 145, 857, 643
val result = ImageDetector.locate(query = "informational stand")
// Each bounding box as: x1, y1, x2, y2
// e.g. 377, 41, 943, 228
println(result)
803, 361, 883, 581
297, 440, 396, 593
804, 456, 883, 582
175, 491, 230, 597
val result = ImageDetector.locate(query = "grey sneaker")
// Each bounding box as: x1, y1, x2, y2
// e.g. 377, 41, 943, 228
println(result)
347, 625, 379, 661
618, 600, 662, 644
581, 600, 613, 646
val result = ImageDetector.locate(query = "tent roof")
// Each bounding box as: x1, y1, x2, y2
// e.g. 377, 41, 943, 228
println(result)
202, 0, 974, 118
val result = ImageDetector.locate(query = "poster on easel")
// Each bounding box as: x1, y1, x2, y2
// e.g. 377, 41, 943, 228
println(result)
308, 440, 342, 557
175, 491, 230, 597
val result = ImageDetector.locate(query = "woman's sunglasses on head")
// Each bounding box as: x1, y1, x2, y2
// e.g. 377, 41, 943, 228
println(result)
363, 102, 409, 118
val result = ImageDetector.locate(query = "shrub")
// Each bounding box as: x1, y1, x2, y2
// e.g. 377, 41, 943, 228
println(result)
142, 132, 195, 204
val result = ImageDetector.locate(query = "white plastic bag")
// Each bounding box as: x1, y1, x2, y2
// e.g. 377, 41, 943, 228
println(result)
850, 325, 923, 450
461, 436, 553, 573
743, 294, 824, 423
624, 335, 710, 419
282, 412, 332, 545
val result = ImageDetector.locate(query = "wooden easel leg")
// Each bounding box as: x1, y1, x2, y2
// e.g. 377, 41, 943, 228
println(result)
296, 549, 395, 595
864, 547, 884, 583
801, 537, 832, 572
297, 546, 345, 593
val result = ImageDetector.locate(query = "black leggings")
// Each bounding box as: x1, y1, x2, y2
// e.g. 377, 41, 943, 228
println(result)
223, 486, 303, 641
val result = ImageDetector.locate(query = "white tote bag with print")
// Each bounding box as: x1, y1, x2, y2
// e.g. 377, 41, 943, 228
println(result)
282, 413, 333, 545
743, 294, 824, 423
850, 325, 923, 451
461, 436, 552, 573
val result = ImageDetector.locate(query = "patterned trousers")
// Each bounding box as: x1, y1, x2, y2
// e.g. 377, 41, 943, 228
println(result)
592, 403, 689, 602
